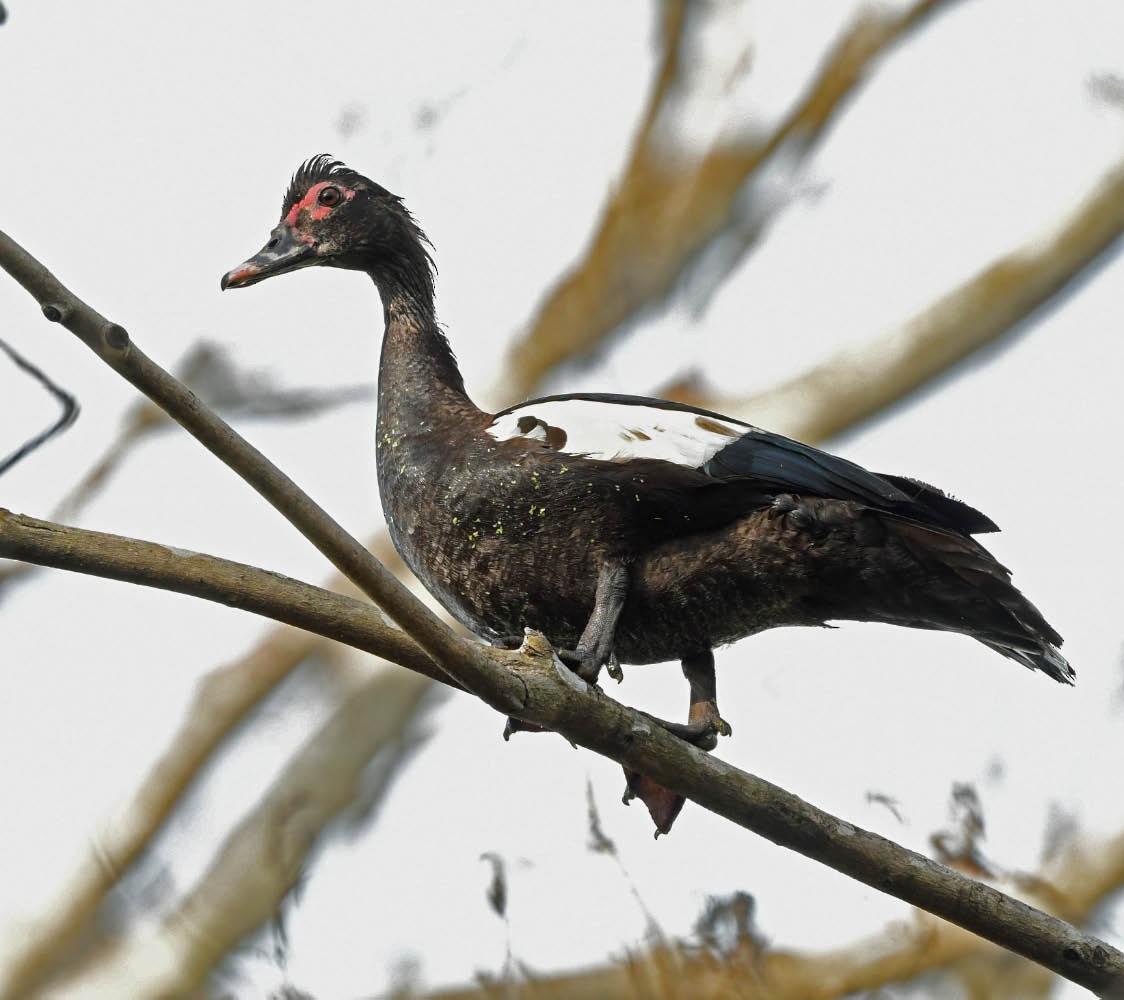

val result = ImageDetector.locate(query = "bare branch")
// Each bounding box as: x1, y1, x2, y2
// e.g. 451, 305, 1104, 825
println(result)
0, 509, 449, 687
166, 341, 374, 420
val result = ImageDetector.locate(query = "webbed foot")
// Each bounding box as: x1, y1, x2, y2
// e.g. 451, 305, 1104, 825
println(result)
623, 771, 685, 837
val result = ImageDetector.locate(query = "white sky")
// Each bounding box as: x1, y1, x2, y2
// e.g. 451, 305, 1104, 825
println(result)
2, 2, 1124, 997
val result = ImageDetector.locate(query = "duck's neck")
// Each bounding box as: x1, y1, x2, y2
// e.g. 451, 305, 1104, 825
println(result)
371, 269, 479, 437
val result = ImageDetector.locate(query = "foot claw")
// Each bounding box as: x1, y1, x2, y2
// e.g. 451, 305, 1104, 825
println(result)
639, 710, 731, 750
557, 647, 608, 684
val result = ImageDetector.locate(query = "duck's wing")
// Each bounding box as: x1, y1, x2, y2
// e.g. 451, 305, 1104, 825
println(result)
487, 392, 995, 535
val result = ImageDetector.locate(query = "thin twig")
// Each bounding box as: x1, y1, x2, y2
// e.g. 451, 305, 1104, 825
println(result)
0, 336, 78, 477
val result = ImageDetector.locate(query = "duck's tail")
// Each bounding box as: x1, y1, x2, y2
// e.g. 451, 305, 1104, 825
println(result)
885, 515, 1074, 684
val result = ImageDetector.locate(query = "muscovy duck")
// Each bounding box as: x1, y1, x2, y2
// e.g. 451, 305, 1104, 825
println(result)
222, 156, 1072, 831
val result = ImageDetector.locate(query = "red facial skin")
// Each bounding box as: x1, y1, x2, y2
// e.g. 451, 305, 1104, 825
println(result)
225, 181, 354, 286
284, 180, 356, 227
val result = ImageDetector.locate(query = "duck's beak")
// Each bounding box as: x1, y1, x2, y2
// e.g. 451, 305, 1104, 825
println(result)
221, 225, 317, 290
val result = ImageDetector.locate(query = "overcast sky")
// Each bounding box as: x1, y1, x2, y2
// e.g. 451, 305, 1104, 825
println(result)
2, 2, 1124, 997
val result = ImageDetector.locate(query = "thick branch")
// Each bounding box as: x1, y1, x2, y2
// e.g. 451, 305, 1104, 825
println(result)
0, 509, 451, 689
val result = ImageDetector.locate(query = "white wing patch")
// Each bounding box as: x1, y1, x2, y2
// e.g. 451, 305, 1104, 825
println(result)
486, 398, 749, 469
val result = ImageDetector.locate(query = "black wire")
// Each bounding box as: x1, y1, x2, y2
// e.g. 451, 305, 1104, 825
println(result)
0, 337, 80, 477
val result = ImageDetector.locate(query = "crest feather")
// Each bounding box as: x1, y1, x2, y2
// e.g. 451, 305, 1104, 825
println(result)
282, 154, 366, 216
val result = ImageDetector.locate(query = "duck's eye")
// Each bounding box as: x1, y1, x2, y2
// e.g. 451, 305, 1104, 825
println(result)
318, 186, 342, 207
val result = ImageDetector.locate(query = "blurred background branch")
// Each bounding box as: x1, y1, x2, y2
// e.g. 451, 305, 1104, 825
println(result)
0, 337, 78, 478
499, 0, 956, 402
662, 152, 1124, 440
39, 660, 434, 1000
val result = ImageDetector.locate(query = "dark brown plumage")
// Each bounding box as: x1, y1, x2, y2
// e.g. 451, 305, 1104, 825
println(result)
223, 157, 1072, 832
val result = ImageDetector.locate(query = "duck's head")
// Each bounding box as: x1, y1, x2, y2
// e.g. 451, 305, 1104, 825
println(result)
221, 155, 433, 296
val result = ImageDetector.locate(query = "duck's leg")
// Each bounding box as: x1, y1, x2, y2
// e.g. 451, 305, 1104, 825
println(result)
504, 560, 627, 738
631, 651, 733, 749
624, 649, 731, 835
557, 558, 629, 683
681, 649, 733, 750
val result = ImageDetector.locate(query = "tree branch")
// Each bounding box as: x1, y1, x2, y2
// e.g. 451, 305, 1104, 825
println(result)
0, 336, 79, 477
0, 509, 449, 688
